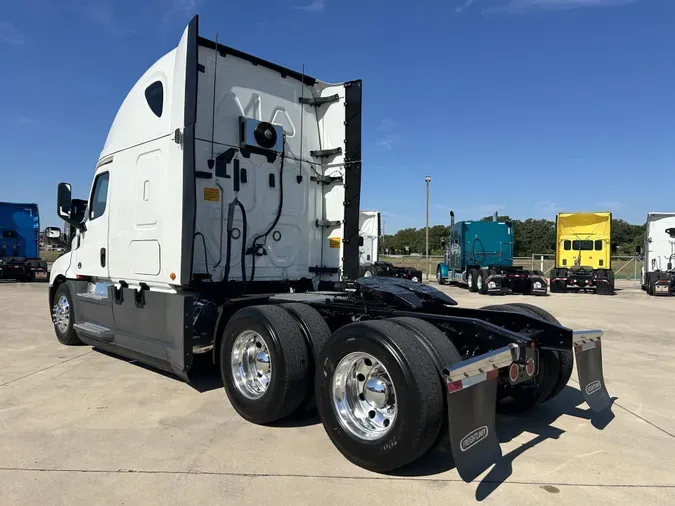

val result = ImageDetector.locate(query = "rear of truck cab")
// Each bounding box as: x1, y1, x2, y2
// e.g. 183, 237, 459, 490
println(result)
550, 212, 615, 295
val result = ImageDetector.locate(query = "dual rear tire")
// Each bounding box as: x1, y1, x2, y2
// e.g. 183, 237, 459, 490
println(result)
220, 301, 571, 472
219, 304, 462, 473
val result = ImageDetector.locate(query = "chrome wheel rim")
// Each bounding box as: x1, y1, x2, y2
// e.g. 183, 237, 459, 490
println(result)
477, 274, 483, 290
467, 274, 473, 288
52, 294, 70, 333
364, 270, 373, 277
436, 270, 441, 282
332, 352, 397, 441
230, 330, 272, 400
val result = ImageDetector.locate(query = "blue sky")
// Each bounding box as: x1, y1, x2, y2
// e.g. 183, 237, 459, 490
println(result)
1, 0, 673, 232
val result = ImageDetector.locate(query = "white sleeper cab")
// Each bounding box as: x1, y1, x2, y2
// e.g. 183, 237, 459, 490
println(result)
49, 15, 613, 483
640, 212, 675, 296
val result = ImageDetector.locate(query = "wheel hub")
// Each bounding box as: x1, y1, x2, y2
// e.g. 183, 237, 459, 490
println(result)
332, 352, 397, 441
231, 330, 272, 400
364, 377, 389, 409
52, 294, 70, 333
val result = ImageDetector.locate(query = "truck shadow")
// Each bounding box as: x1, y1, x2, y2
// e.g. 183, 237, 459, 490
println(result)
391, 386, 616, 495
475, 386, 616, 501
93, 348, 224, 393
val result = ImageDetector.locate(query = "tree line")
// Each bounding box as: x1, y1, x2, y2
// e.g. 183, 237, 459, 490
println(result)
381, 216, 646, 257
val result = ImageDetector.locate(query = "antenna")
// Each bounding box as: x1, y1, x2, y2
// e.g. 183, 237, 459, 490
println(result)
208, 33, 219, 169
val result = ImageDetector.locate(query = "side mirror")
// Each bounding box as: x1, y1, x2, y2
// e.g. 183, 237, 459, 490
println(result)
440, 239, 446, 248
57, 183, 72, 219
635, 245, 641, 255
358, 236, 364, 246
57, 183, 86, 232
611, 242, 618, 253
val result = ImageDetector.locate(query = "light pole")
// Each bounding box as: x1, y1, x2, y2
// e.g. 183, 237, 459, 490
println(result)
425, 176, 431, 281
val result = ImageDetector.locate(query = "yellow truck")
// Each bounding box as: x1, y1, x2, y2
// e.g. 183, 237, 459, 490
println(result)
549, 212, 616, 295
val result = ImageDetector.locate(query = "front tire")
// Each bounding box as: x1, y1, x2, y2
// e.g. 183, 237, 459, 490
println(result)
220, 305, 311, 424
52, 283, 81, 346
316, 320, 444, 473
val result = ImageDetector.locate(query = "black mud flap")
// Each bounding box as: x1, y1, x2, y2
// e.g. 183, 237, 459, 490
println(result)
573, 330, 611, 412
444, 344, 519, 482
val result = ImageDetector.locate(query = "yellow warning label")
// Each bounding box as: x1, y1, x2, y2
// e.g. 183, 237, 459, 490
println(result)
203, 187, 220, 202
329, 237, 341, 249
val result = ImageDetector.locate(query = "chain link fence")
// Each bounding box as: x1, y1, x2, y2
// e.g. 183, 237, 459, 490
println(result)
381, 254, 644, 281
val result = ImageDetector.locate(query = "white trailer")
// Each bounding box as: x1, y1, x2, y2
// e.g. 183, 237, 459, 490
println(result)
640, 212, 675, 296
48, 15, 612, 483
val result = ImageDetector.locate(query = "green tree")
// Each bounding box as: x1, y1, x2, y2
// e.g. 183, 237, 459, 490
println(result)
380, 216, 646, 258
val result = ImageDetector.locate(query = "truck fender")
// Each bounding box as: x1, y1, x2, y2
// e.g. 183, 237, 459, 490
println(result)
437, 262, 449, 280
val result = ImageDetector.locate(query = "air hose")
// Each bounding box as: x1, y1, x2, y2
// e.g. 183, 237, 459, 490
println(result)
223, 197, 248, 291
249, 147, 285, 282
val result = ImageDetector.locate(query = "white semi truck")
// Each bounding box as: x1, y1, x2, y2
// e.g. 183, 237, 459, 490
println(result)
358, 210, 422, 282
49, 15, 612, 482
639, 212, 675, 296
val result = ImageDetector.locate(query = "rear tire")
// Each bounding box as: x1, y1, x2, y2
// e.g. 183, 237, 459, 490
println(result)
316, 320, 444, 473
279, 302, 332, 410
220, 305, 311, 424
477, 269, 489, 294
504, 303, 573, 402
52, 283, 82, 346
607, 269, 615, 293
480, 304, 562, 414
363, 266, 379, 277
468, 269, 478, 293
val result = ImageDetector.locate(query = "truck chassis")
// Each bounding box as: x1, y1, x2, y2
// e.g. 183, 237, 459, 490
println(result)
360, 261, 422, 283
49, 275, 610, 482
438, 264, 548, 296
643, 270, 675, 296
550, 267, 615, 295
0, 256, 48, 282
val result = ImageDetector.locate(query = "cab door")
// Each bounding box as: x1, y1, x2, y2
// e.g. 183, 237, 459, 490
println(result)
75, 169, 110, 279
70, 167, 115, 337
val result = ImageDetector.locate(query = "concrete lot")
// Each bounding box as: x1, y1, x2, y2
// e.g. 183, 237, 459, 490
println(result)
1, 280, 674, 505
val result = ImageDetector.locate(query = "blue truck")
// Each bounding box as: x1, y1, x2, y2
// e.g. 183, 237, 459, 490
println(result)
436, 212, 547, 295
0, 202, 48, 281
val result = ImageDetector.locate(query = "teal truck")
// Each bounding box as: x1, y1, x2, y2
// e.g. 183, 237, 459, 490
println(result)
436, 212, 547, 295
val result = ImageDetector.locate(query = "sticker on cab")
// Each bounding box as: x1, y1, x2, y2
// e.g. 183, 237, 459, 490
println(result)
329, 237, 341, 249
203, 187, 220, 202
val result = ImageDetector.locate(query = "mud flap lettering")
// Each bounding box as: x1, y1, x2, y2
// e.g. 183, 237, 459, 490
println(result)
573, 330, 611, 412
444, 344, 519, 482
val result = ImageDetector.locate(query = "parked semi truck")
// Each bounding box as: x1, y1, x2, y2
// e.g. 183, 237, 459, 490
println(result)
549, 212, 616, 295
48, 15, 612, 483
0, 202, 48, 281
358, 210, 422, 282
436, 212, 547, 295
639, 212, 675, 296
